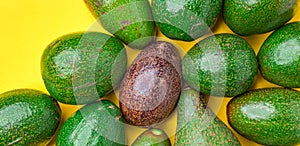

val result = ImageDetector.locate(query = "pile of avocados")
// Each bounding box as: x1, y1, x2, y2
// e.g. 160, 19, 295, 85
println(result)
0, 0, 299, 145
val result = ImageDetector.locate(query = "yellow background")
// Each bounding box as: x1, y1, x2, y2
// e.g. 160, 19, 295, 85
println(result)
0, 1, 299, 146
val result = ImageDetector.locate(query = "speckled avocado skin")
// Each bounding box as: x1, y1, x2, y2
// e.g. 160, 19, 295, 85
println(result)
223, 0, 298, 36
84, 0, 156, 49
132, 128, 171, 146
182, 34, 258, 97
41, 32, 127, 105
119, 41, 181, 126
56, 100, 126, 146
227, 88, 300, 145
152, 0, 222, 41
0, 89, 61, 146
258, 21, 300, 88
175, 88, 240, 145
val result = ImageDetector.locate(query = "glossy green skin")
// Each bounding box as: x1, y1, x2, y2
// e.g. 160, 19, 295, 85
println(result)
132, 128, 171, 146
152, 0, 222, 41
223, 0, 298, 36
84, 0, 156, 49
41, 32, 127, 105
258, 21, 300, 88
227, 88, 300, 145
175, 88, 240, 145
0, 89, 61, 146
182, 34, 258, 97
56, 100, 126, 146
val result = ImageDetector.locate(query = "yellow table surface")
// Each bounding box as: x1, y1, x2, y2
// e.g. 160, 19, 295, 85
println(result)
0, 1, 299, 146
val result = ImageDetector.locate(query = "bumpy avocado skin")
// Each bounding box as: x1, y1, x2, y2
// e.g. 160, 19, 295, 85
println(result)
182, 34, 258, 97
0, 89, 61, 146
227, 88, 300, 145
258, 21, 300, 88
119, 41, 181, 126
132, 128, 171, 146
41, 32, 127, 105
175, 88, 240, 145
84, 0, 156, 49
223, 0, 298, 36
56, 100, 126, 146
152, 0, 222, 41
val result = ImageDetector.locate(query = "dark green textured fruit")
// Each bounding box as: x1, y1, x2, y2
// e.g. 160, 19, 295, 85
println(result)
258, 21, 300, 88
152, 0, 222, 41
227, 88, 300, 145
56, 100, 126, 146
132, 128, 171, 146
84, 0, 156, 49
182, 34, 257, 97
0, 89, 61, 146
223, 0, 298, 36
41, 32, 127, 105
175, 88, 240, 145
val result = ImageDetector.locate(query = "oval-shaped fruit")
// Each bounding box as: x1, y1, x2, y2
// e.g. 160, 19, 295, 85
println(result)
182, 34, 258, 97
152, 0, 222, 41
227, 88, 300, 145
119, 41, 181, 126
0, 89, 61, 146
223, 0, 298, 36
41, 32, 127, 105
132, 128, 171, 146
56, 100, 126, 146
175, 88, 240, 145
84, 0, 156, 49
258, 21, 300, 88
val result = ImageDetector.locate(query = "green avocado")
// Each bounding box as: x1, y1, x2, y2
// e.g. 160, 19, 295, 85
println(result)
152, 0, 222, 41
132, 128, 171, 146
227, 88, 300, 145
41, 32, 127, 105
182, 34, 258, 97
84, 0, 156, 49
223, 0, 298, 36
175, 88, 240, 145
258, 21, 300, 88
56, 100, 126, 146
0, 89, 61, 146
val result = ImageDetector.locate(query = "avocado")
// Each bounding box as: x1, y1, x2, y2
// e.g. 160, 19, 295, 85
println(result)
56, 100, 126, 146
175, 88, 240, 145
258, 21, 300, 88
132, 128, 171, 146
227, 88, 300, 145
119, 41, 181, 126
223, 0, 298, 36
152, 0, 222, 41
41, 32, 127, 105
182, 34, 257, 97
84, 0, 156, 49
0, 89, 61, 146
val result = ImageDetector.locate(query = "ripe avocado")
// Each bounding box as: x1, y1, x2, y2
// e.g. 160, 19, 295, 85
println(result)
0, 89, 61, 146
84, 0, 156, 49
182, 34, 258, 97
56, 100, 126, 146
223, 0, 298, 36
175, 88, 240, 145
132, 128, 171, 146
152, 0, 222, 41
227, 88, 300, 145
258, 21, 300, 88
41, 32, 127, 105
119, 41, 181, 126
